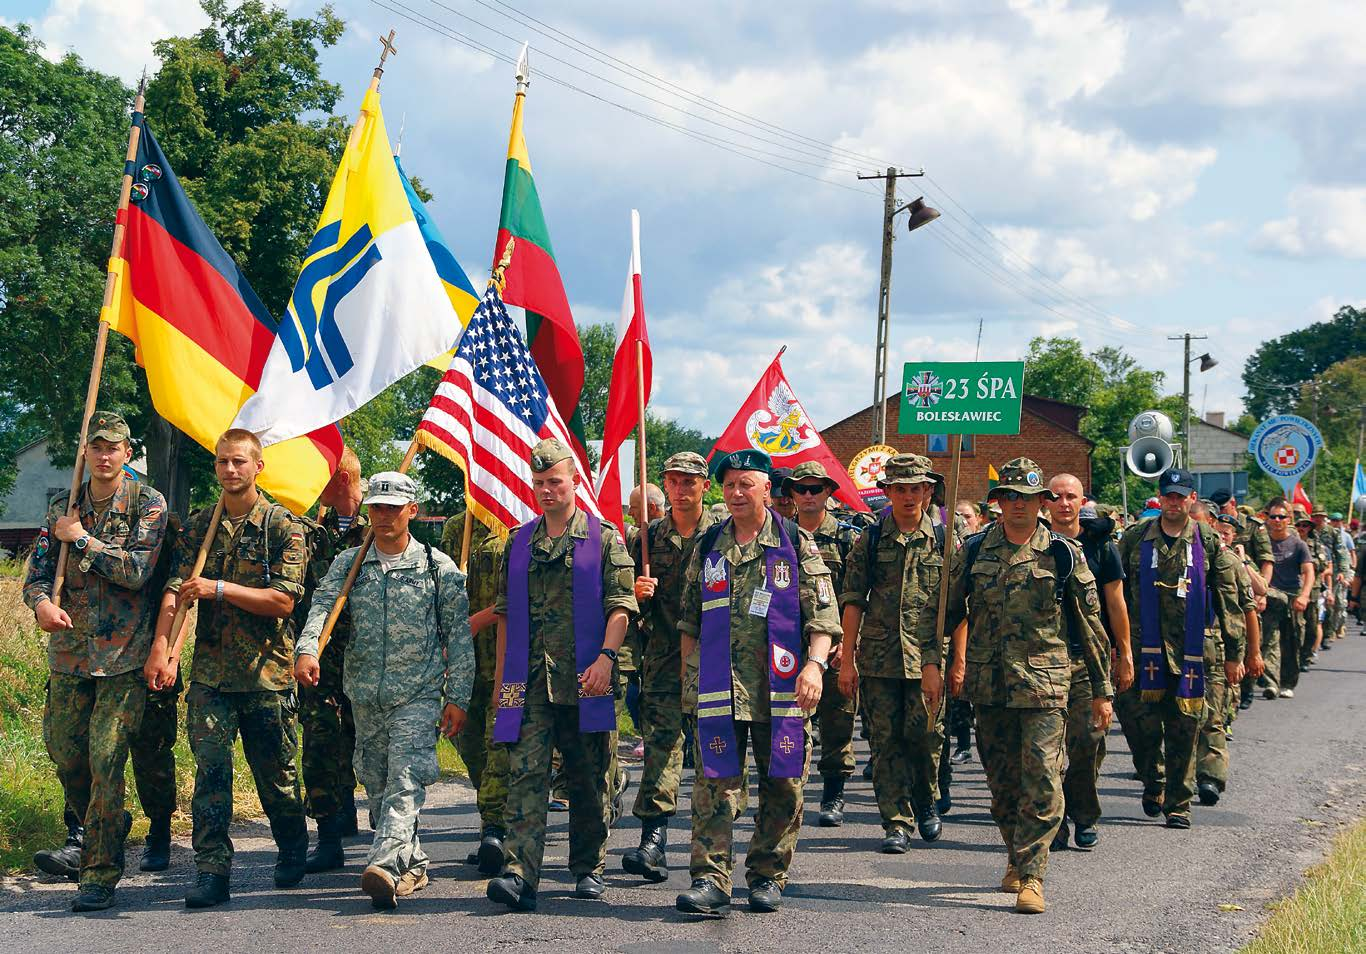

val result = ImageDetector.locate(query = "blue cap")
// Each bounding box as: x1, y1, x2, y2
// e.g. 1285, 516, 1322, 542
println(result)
710, 448, 772, 481
1158, 468, 1197, 496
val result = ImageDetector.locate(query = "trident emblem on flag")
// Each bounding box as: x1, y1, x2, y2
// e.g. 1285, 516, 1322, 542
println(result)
282, 221, 383, 390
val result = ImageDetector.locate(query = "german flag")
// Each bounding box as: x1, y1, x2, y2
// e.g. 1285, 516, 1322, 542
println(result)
102, 111, 341, 513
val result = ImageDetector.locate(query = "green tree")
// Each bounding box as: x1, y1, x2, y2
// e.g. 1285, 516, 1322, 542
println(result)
1289, 356, 1366, 513
1242, 305, 1366, 420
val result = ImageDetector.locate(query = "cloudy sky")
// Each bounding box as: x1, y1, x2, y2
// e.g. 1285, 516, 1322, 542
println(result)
15, 0, 1366, 438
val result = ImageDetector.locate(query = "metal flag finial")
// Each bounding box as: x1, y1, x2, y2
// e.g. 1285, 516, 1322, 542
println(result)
515, 42, 530, 93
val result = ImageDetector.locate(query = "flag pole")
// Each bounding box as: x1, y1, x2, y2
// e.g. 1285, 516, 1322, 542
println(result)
929, 435, 963, 717
636, 338, 650, 576
52, 73, 148, 609
164, 495, 226, 652
459, 500, 475, 572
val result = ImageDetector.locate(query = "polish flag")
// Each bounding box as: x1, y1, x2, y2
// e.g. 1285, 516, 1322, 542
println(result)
595, 210, 652, 532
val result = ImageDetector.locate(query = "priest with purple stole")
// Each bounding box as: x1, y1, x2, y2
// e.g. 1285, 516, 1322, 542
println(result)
675, 449, 842, 917
485, 438, 638, 913
1116, 467, 1244, 831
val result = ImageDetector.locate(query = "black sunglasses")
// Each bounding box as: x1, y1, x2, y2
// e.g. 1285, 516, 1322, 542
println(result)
789, 483, 828, 495
994, 490, 1033, 502
1265, 514, 1288, 520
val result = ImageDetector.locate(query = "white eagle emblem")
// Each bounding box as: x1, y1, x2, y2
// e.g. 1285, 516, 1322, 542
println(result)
703, 555, 728, 593
745, 381, 820, 456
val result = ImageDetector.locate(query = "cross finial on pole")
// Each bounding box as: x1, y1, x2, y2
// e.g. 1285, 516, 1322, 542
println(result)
376, 29, 398, 75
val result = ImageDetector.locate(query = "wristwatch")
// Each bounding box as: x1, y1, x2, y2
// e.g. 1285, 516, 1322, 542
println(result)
809, 656, 829, 672
599, 647, 619, 662
73, 534, 89, 551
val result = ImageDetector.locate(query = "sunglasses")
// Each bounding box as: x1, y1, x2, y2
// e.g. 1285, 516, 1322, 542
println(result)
1265, 514, 1288, 520
995, 490, 1033, 502
789, 483, 828, 496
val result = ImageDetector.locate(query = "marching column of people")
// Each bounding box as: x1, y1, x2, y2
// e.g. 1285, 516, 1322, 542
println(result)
24, 413, 1361, 917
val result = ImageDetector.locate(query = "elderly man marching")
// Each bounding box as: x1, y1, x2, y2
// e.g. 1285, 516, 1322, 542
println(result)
675, 449, 842, 916
295, 472, 475, 909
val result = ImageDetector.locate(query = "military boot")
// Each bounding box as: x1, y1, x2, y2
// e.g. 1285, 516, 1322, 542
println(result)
305, 814, 346, 873
621, 817, 668, 882
338, 789, 359, 837
476, 826, 506, 875
34, 809, 83, 881
185, 872, 230, 908
140, 813, 172, 872
274, 834, 309, 888
817, 776, 846, 827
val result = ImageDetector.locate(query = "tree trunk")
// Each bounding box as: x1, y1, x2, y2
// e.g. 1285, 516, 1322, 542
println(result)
148, 417, 194, 519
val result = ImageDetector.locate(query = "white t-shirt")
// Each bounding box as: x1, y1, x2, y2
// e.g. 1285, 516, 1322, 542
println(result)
375, 535, 418, 573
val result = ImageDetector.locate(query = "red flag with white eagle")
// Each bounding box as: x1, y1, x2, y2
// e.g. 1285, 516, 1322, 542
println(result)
708, 350, 869, 512
594, 210, 652, 531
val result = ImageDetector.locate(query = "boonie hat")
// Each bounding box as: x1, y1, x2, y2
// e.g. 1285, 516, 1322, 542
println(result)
987, 458, 1055, 500
877, 453, 941, 490
783, 461, 841, 495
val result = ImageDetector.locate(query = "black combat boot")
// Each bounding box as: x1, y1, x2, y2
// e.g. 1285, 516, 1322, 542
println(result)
72, 883, 116, 912
487, 872, 538, 911
817, 776, 846, 827
305, 813, 346, 873
676, 878, 730, 916
140, 813, 172, 872
476, 826, 506, 875
274, 834, 309, 888
338, 790, 359, 837
185, 872, 231, 908
34, 808, 83, 881
621, 817, 668, 882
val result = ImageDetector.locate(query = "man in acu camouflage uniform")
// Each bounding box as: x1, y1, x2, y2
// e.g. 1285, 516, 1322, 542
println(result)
296, 471, 474, 909
145, 429, 309, 908
674, 449, 841, 917
931, 458, 1112, 915
24, 411, 169, 912
485, 438, 638, 912
838, 453, 947, 854
297, 446, 369, 873
623, 451, 721, 883
783, 462, 861, 828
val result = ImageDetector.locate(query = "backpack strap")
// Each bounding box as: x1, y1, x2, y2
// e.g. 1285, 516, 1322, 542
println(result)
423, 540, 442, 641
1046, 531, 1081, 655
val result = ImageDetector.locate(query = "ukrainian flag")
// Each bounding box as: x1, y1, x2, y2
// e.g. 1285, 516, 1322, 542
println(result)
234, 86, 461, 446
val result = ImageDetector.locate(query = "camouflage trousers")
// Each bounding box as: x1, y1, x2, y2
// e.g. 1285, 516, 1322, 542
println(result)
1062, 660, 1106, 828
131, 672, 182, 821
1299, 590, 1322, 665
974, 705, 1065, 883
1196, 637, 1229, 792
186, 684, 306, 875
1118, 683, 1200, 817
689, 719, 812, 894
1327, 582, 1348, 639
633, 689, 685, 820
455, 675, 509, 831
861, 677, 942, 832
1259, 595, 1301, 694
299, 638, 356, 820
44, 671, 146, 888
816, 664, 856, 779
352, 695, 441, 879
501, 702, 613, 890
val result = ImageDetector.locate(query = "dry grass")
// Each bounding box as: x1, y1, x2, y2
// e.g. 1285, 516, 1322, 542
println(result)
1242, 818, 1366, 954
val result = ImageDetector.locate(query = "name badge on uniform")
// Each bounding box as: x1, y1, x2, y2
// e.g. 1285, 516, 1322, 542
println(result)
749, 586, 772, 618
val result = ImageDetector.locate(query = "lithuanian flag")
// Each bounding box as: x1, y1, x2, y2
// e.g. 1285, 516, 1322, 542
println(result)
102, 112, 341, 513
492, 58, 587, 453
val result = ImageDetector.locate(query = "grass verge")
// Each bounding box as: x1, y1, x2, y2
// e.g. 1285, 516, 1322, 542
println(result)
1241, 817, 1366, 954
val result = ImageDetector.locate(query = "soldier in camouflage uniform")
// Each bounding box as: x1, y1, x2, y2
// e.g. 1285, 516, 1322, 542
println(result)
929, 458, 1113, 915
24, 411, 169, 911
1296, 509, 1330, 668
674, 449, 841, 916
783, 462, 861, 828
622, 452, 721, 883
838, 454, 946, 854
441, 510, 510, 874
296, 447, 369, 872
145, 429, 309, 908
1312, 508, 1351, 646
1117, 469, 1243, 829
296, 472, 475, 909
486, 439, 638, 912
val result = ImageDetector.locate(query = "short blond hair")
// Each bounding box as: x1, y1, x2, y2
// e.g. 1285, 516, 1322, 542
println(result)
337, 445, 361, 480
216, 428, 263, 460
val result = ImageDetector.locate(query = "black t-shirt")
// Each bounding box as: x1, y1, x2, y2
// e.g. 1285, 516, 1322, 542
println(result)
1080, 535, 1125, 642
1270, 534, 1312, 593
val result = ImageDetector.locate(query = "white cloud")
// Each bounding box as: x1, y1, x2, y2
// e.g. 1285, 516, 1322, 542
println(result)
1251, 185, 1366, 260
26, 0, 207, 81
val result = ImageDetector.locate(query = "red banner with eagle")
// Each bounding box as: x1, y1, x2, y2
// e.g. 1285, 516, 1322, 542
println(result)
708, 351, 869, 511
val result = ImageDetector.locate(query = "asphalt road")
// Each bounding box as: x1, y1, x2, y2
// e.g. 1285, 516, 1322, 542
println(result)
6, 621, 1366, 954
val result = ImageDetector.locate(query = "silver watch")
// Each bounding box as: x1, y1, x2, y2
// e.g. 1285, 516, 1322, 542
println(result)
73, 534, 89, 551
810, 656, 829, 672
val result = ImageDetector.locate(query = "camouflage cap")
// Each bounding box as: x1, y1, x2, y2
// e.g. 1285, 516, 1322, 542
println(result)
661, 451, 708, 478
987, 457, 1055, 499
363, 471, 418, 506
529, 437, 575, 473
1237, 504, 1257, 518
87, 410, 131, 444
783, 460, 840, 494
711, 448, 772, 481
876, 453, 941, 489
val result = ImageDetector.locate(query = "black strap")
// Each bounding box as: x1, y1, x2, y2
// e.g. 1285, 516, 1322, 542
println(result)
423, 541, 442, 641
697, 512, 799, 559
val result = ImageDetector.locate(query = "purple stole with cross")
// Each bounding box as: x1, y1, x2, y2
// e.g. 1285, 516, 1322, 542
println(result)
493, 511, 617, 742
696, 511, 805, 779
1138, 526, 1207, 717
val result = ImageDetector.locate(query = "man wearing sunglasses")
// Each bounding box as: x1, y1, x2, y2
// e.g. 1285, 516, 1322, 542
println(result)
1259, 499, 1314, 699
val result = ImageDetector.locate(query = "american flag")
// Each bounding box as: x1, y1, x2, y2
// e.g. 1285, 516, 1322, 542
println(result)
415, 285, 601, 535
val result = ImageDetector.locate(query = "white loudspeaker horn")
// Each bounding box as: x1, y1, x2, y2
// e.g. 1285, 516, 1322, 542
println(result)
1127, 436, 1174, 479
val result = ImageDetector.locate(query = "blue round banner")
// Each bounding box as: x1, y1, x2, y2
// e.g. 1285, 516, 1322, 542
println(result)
1248, 414, 1325, 495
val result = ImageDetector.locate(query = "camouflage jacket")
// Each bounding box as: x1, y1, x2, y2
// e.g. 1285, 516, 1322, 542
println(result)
168, 494, 307, 692
629, 506, 723, 694
464, 522, 505, 680
678, 512, 842, 721
802, 512, 860, 644
1316, 526, 1351, 576
297, 536, 474, 710
1119, 517, 1245, 668
294, 507, 369, 648
1234, 515, 1273, 570
494, 508, 638, 706
23, 477, 169, 678
924, 522, 1112, 709
1304, 532, 1330, 593
840, 509, 942, 679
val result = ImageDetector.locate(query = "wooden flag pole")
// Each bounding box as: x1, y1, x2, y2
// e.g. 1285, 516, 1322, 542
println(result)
164, 495, 226, 651
459, 502, 475, 572
52, 75, 148, 609
929, 435, 964, 717
316, 439, 420, 657
636, 339, 651, 577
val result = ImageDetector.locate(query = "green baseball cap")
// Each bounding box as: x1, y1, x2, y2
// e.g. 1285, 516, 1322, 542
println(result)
87, 410, 131, 444
661, 451, 708, 478
529, 438, 574, 473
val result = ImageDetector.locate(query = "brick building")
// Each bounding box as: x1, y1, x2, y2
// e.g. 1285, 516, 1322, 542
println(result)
823, 394, 1094, 502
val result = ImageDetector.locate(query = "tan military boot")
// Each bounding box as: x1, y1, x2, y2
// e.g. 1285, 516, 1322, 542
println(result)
999, 864, 1021, 893
361, 865, 398, 910
1016, 877, 1045, 914
396, 868, 429, 897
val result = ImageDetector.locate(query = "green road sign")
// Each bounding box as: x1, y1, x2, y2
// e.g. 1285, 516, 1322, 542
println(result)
899, 361, 1025, 435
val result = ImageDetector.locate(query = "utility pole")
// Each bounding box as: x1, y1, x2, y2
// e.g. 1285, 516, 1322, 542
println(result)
1169, 333, 1209, 467
858, 167, 934, 445
1309, 379, 1322, 500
